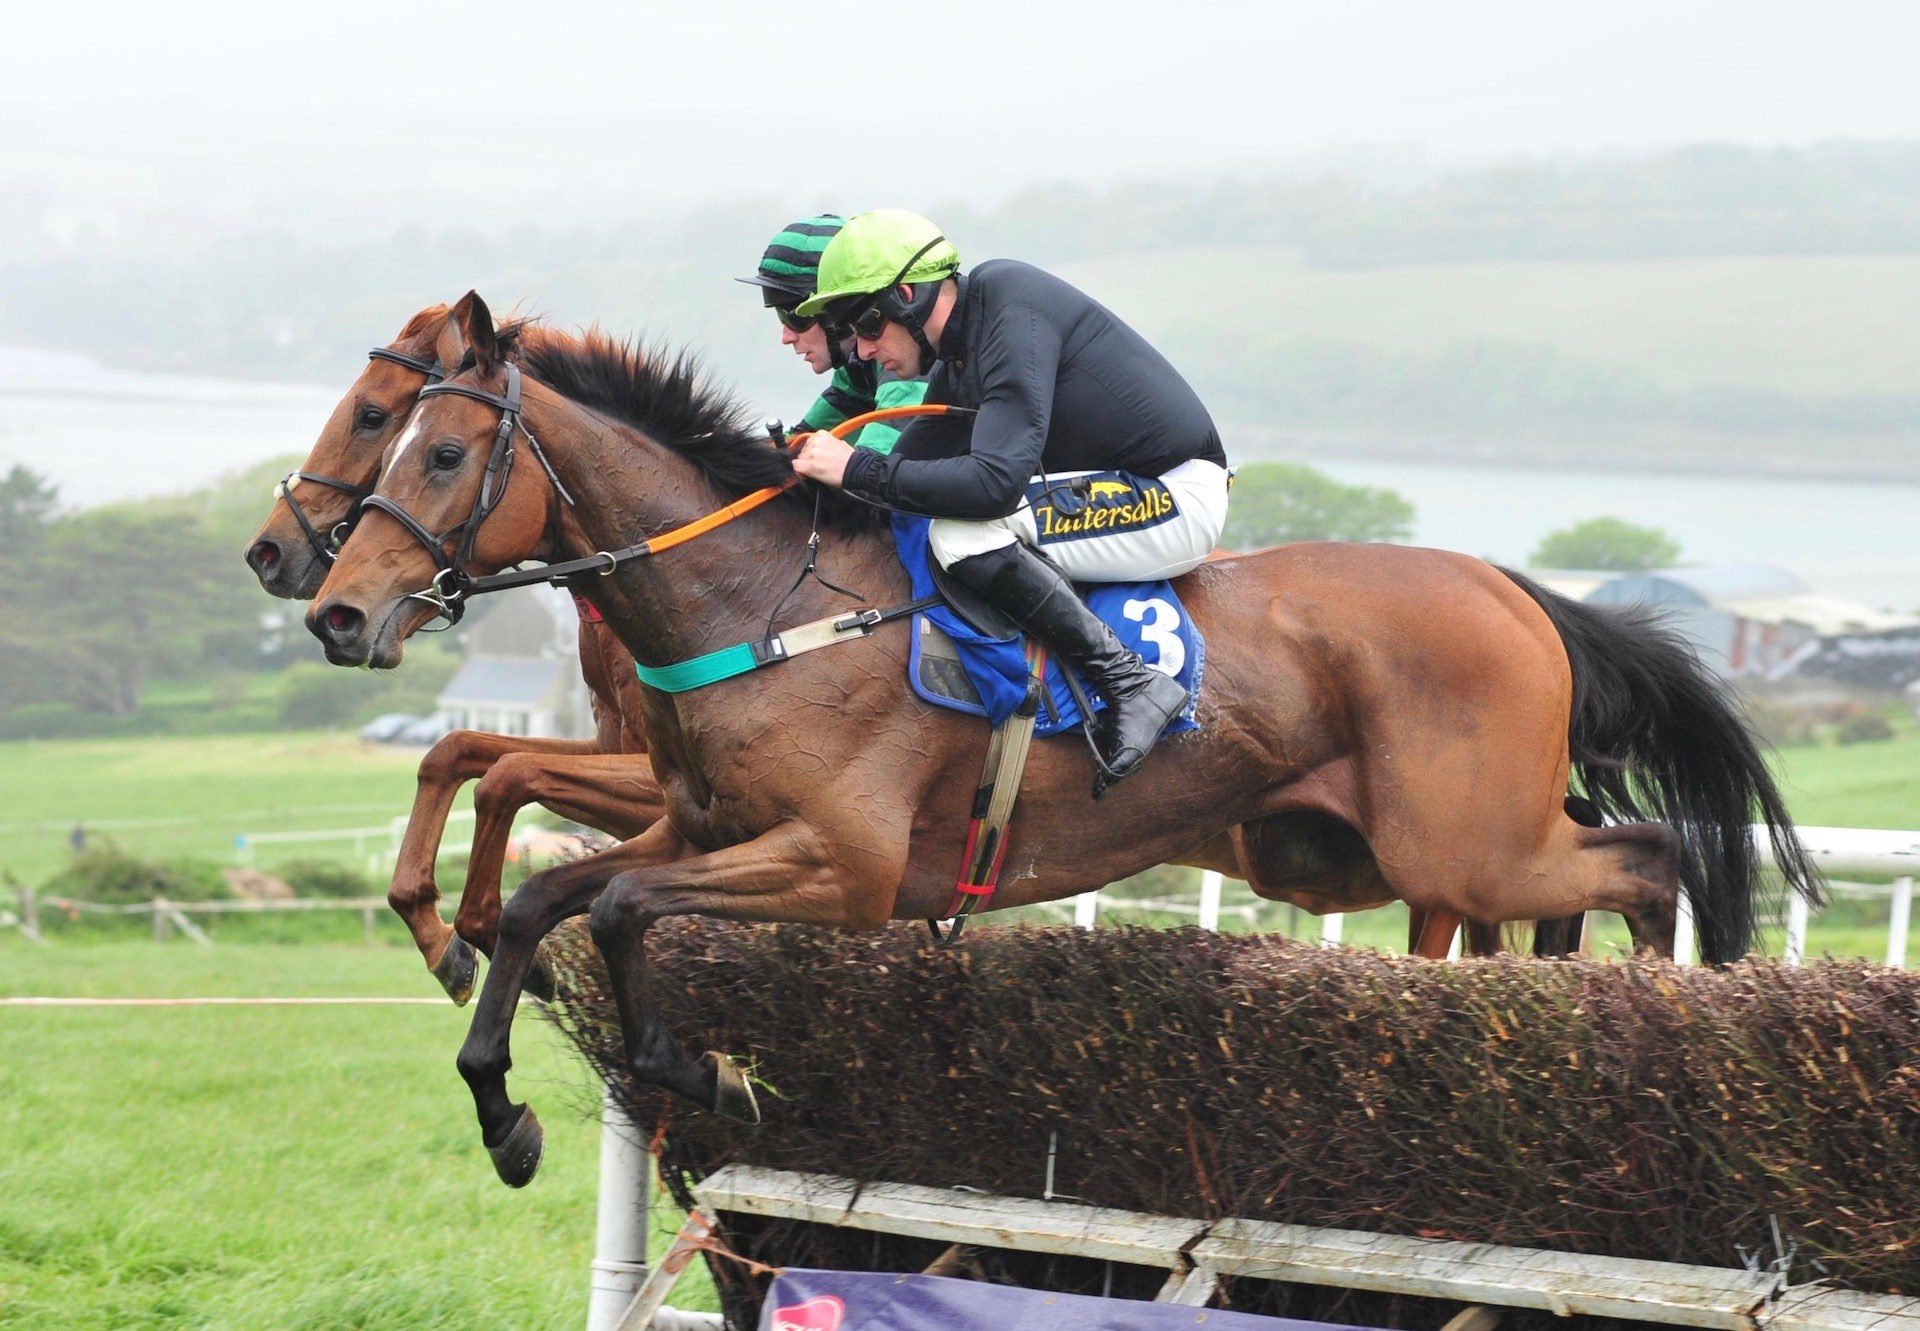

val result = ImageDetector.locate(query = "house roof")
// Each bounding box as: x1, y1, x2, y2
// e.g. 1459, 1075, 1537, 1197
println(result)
1643, 563, 1807, 601
1718, 593, 1920, 637
437, 658, 567, 709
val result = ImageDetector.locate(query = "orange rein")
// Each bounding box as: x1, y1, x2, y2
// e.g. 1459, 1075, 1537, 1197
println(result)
630, 402, 968, 557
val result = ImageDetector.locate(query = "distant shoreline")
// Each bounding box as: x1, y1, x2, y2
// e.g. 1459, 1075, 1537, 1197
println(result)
1227, 424, 1920, 488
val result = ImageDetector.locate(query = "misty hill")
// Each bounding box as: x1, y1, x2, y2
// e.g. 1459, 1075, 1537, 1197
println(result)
7, 142, 1920, 480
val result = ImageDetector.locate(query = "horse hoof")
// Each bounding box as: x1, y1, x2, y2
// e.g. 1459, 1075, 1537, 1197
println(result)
431, 936, 479, 1007
523, 943, 557, 1005
487, 1104, 544, 1188
705, 1052, 760, 1124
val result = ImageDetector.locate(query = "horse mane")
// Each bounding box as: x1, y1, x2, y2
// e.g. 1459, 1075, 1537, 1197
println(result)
503, 324, 885, 530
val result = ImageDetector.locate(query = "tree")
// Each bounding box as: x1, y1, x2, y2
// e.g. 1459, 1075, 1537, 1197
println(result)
1529, 517, 1681, 572
0, 506, 245, 715
0, 465, 59, 552
1219, 461, 1415, 551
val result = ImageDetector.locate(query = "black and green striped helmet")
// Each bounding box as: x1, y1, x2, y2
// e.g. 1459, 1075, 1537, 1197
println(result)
737, 214, 845, 307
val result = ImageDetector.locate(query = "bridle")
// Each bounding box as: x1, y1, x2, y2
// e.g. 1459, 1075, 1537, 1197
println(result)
357, 376, 973, 629
274, 347, 445, 564
357, 362, 574, 628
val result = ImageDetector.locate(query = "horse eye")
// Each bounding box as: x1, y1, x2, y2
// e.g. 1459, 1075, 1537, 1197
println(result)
357, 406, 388, 431
430, 443, 466, 470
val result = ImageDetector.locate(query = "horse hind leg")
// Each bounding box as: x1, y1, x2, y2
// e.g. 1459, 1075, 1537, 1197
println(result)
1494, 821, 1682, 959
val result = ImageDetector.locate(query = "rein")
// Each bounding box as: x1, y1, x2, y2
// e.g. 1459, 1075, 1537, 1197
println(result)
365, 387, 972, 627
275, 347, 444, 564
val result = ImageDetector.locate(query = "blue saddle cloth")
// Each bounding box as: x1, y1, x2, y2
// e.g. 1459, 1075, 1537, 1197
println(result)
892, 513, 1202, 738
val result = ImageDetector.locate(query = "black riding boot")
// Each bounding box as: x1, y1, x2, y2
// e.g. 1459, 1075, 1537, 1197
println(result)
946, 542, 1189, 798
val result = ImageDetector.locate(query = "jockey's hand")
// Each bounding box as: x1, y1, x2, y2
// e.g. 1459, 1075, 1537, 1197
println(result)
791, 430, 855, 489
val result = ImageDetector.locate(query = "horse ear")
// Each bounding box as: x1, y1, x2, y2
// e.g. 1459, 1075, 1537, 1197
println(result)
431, 292, 475, 371
462, 291, 500, 373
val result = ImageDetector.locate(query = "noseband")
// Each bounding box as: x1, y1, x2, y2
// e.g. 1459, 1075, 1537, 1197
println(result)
275, 347, 445, 564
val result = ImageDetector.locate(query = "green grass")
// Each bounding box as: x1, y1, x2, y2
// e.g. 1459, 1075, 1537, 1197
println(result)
0, 941, 716, 1329
0, 732, 431, 888
1060, 247, 1920, 397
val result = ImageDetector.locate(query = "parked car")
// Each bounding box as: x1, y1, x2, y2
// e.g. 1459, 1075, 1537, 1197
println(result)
357, 712, 416, 743
395, 714, 454, 746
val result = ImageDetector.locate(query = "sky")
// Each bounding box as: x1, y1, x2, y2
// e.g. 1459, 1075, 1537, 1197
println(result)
6, 0, 1920, 254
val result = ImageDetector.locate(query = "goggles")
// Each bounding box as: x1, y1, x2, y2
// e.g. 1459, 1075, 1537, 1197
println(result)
773, 306, 818, 334
838, 234, 949, 342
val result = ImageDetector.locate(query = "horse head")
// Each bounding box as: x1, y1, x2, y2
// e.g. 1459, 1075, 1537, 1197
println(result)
306, 292, 565, 667
244, 297, 479, 599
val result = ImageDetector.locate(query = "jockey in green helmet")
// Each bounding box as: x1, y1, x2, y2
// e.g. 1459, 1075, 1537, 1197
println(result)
791, 209, 1231, 797
738, 214, 926, 456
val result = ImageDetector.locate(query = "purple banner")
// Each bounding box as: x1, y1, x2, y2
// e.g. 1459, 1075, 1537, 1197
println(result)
760, 1268, 1377, 1331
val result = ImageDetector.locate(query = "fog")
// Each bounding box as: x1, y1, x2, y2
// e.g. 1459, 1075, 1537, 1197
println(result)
8, 0, 1920, 256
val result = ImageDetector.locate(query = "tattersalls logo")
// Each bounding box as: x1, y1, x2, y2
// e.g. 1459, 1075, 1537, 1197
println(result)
1029, 474, 1177, 544
769, 1294, 846, 1331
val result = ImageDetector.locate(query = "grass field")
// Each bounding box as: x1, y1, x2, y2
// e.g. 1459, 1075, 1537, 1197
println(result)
1, 719, 1915, 1326
1061, 247, 1920, 398
0, 942, 716, 1330
0, 732, 429, 888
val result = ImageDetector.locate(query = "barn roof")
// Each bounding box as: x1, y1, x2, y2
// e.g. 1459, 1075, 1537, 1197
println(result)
437, 658, 565, 708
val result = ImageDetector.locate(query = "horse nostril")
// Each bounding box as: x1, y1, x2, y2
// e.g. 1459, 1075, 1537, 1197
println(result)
322, 604, 365, 640
248, 539, 282, 572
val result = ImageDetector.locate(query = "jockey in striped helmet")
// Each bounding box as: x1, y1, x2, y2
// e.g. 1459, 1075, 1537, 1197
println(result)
739, 214, 926, 457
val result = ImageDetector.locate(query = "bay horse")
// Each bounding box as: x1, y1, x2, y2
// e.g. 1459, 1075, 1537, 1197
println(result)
240, 299, 1499, 1012
307, 296, 1818, 1185
242, 300, 665, 1002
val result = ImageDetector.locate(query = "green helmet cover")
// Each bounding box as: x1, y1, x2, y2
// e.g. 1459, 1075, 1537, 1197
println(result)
738, 214, 845, 305
795, 210, 960, 317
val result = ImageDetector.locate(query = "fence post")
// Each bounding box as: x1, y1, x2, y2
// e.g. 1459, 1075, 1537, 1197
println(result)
18, 882, 40, 943
1320, 912, 1344, 946
362, 903, 377, 945
586, 1090, 651, 1331
1888, 877, 1913, 971
1197, 871, 1223, 932
1074, 892, 1100, 930
1784, 892, 1810, 967
1673, 894, 1696, 966
153, 895, 171, 942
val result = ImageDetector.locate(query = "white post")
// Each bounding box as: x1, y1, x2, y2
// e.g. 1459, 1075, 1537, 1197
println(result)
1888, 877, 1913, 970
1673, 893, 1696, 966
1197, 871, 1223, 932
1074, 892, 1100, 930
1784, 892, 1810, 967
586, 1091, 651, 1331
1320, 912, 1344, 946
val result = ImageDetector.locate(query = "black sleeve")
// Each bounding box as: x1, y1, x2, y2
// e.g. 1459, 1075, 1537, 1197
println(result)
842, 305, 1060, 520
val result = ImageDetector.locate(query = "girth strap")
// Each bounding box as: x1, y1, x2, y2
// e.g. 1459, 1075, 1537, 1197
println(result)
633, 595, 940, 693
931, 643, 1047, 945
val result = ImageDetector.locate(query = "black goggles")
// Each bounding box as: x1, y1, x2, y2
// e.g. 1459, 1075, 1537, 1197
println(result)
839, 234, 949, 341
773, 305, 818, 333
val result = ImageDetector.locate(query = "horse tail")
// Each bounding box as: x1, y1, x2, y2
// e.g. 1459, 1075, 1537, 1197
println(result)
1498, 567, 1823, 963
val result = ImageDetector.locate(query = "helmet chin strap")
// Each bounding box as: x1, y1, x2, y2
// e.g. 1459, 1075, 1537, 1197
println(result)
892, 281, 942, 371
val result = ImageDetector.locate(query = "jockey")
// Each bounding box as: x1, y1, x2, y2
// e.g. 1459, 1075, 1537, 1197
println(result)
737, 213, 927, 454
792, 209, 1230, 794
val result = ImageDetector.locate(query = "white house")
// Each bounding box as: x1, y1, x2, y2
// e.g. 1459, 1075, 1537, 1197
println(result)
435, 586, 593, 738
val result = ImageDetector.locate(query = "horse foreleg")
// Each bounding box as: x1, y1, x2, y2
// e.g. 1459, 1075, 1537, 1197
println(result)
1411, 908, 1465, 959
588, 819, 897, 1123
390, 730, 603, 1003
455, 817, 690, 1187
455, 753, 669, 1002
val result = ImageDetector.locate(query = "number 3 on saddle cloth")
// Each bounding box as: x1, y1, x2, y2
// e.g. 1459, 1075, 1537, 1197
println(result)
892, 512, 1204, 736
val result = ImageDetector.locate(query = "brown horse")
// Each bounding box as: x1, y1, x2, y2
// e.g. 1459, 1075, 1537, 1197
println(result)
242, 301, 665, 1001
241, 301, 1482, 1008
307, 297, 1818, 1185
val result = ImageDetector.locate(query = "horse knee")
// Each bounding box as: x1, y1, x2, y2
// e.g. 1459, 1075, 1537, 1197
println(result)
473, 754, 539, 819
417, 731, 482, 786
589, 875, 658, 944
